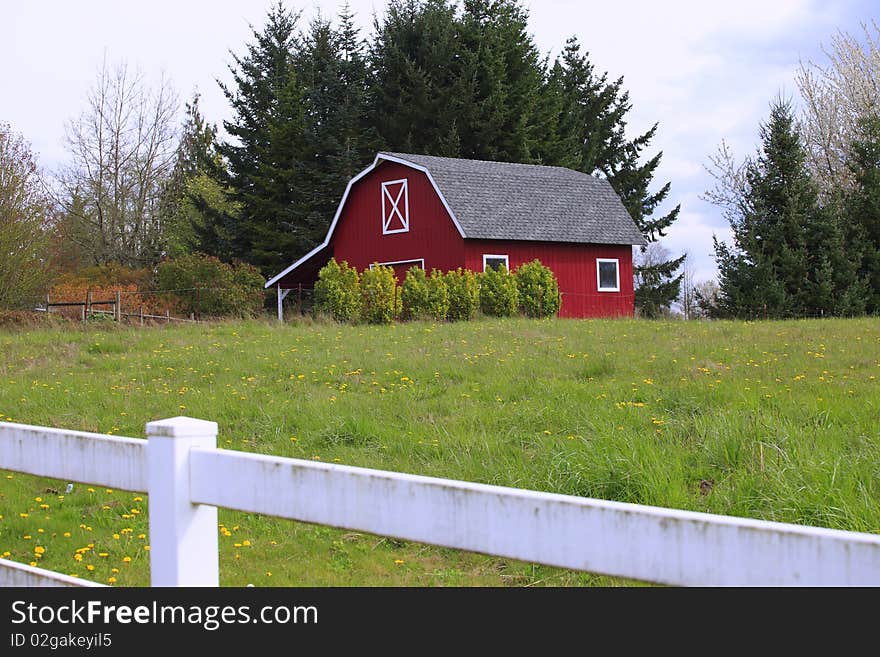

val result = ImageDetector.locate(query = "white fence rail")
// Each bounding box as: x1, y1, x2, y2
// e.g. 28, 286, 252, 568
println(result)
2, 416, 880, 587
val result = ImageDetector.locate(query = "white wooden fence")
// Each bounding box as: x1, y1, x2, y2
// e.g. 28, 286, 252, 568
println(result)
1, 416, 879, 587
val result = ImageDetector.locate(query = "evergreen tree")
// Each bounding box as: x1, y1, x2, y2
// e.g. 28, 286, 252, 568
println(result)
159, 93, 220, 257
216, 2, 309, 276
712, 100, 860, 318
844, 113, 880, 313
456, 0, 544, 162
368, 0, 465, 155
297, 8, 378, 246
540, 37, 683, 317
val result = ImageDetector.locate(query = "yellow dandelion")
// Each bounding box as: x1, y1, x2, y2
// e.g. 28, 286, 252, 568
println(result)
108, 577, 116, 584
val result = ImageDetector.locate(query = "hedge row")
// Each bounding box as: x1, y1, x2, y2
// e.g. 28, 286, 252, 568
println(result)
314, 258, 559, 324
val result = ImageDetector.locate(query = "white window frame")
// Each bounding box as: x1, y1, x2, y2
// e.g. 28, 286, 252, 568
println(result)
369, 258, 425, 270
381, 178, 410, 234
596, 258, 620, 292
482, 254, 509, 272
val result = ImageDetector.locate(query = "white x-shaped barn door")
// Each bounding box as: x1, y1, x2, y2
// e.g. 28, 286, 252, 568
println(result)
381, 178, 409, 234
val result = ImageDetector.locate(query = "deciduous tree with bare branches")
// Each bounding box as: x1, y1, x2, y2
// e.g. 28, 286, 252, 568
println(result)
796, 20, 880, 195
56, 58, 179, 267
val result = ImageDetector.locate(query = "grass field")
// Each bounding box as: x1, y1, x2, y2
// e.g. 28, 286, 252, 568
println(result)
1, 316, 879, 586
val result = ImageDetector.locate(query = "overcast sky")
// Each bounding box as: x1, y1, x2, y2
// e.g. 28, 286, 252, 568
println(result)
3, 0, 876, 283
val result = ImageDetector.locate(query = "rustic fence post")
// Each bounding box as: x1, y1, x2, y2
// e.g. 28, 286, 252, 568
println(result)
146, 416, 219, 586
165, 309, 170, 324
139, 305, 144, 327
86, 289, 92, 319
115, 291, 121, 322
45, 294, 50, 317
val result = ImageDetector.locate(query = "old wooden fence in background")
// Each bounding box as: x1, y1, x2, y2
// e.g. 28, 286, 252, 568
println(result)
1, 417, 879, 587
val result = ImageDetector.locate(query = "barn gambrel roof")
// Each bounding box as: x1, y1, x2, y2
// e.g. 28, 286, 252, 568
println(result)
383, 152, 646, 247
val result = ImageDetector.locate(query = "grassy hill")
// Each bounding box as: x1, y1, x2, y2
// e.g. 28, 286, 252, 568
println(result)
1, 316, 878, 585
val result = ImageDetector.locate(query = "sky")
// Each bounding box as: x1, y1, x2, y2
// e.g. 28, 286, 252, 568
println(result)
3, 0, 877, 284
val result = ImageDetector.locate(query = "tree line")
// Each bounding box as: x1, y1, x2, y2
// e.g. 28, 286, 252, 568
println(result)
4, 0, 683, 315
703, 21, 880, 319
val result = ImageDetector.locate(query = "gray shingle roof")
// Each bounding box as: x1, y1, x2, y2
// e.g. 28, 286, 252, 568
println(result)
382, 152, 646, 246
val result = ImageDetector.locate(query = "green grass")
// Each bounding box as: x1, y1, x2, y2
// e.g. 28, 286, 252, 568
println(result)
1, 316, 879, 586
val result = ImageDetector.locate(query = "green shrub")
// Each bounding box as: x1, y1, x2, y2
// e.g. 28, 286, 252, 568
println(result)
314, 258, 361, 322
156, 253, 265, 318
425, 269, 450, 320
401, 267, 430, 320
479, 265, 519, 317
444, 268, 480, 321
515, 259, 560, 318
361, 264, 399, 324
402, 268, 449, 321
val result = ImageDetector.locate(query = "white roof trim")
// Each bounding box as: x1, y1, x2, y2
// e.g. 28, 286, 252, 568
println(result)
264, 153, 467, 288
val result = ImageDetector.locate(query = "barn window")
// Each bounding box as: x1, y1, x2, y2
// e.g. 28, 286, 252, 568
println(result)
596, 258, 620, 292
382, 178, 409, 234
483, 254, 509, 272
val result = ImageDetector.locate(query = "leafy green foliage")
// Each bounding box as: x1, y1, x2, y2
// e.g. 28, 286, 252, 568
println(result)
479, 265, 519, 317
401, 267, 429, 319
314, 258, 362, 322
514, 260, 559, 318
425, 269, 450, 320
0, 123, 50, 309
156, 253, 265, 318
360, 264, 399, 324
445, 268, 480, 321
402, 268, 449, 320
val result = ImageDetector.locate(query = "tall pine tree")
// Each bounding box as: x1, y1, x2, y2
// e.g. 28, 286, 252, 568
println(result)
216, 2, 310, 276
455, 0, 544, 162
712, 100, 860, 318
539, 37, 683, 317
843, 113, 880, 313
368, 0, 465, 155
297, 8, 378, 244
159, 93, 222, 257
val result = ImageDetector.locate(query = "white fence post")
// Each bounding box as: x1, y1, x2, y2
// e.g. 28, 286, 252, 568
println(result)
146, 416, 219, 587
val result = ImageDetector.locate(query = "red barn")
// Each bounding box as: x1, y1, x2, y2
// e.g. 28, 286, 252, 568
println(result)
265, 152, 646, 319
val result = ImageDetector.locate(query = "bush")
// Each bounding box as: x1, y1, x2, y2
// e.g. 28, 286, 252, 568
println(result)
425, 269, 450, 320
314, 258, 361, 322
156, 253, 265, 318
401, 267, 429, 320
444, 268, 480, 321
479, 265, 519, 317
515, 260, 560, 318
361, 264, 399, 324
402, 268, 449, 320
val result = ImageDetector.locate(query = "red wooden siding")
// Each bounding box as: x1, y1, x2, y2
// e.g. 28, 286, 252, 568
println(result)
332, 161, 465, 275
464, 240, 635, 318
